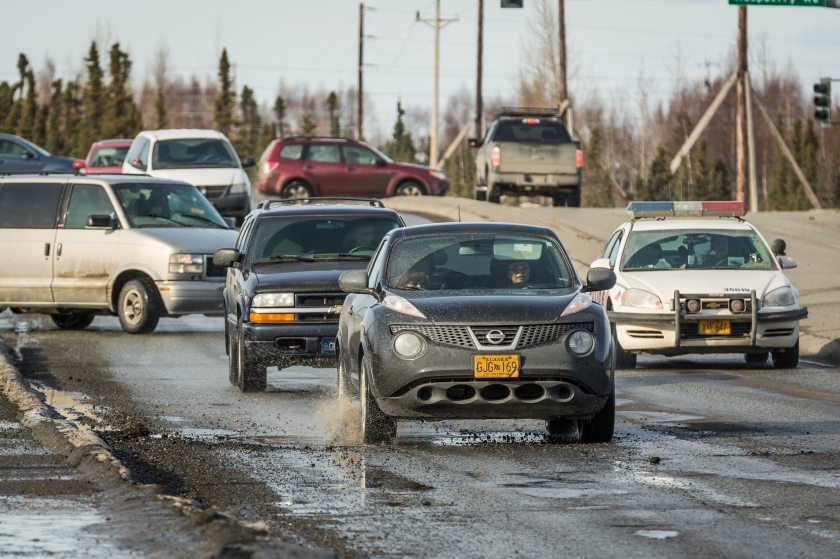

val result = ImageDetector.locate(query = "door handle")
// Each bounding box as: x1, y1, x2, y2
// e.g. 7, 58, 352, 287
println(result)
44, 243, 51, 257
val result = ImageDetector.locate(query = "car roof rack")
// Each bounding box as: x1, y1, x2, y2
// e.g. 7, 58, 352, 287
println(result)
493, 107, 561, 119
256, 197, 385, 209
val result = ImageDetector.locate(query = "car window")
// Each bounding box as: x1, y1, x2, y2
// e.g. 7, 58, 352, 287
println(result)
0, 139, 30, 157
385, 233, 573, 291
601, 229, 623, 266
492, 120, 572, 143
152, 139, 237, 170
91, 146, 129, 167
620, 229, 775, 271
112, 183, 229, 228
343, 146, 378, 165
65, 184, 115, 229
0, 182, 63, 228
306, 144, 341, 163
279, 144, 303, 160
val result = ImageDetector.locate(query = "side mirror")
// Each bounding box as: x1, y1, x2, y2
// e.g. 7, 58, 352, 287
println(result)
129, 157, 145, 170
375, 158, 388, 167
339, 269, 371, 294
582, 267, 616, 292
213, 248, 240, 267
778, 255, 798, 270
240, 156, 256, 168
86, 215, 117, 229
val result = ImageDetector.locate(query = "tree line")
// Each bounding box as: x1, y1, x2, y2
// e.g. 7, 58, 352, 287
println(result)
1, 34, 837, 210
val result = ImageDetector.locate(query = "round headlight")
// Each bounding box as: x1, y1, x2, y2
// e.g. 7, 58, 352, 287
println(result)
394, 331, 425, 359
686, 299, 701, 313
567, 330, 595, 356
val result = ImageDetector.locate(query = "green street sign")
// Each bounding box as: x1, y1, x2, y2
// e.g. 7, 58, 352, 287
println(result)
729, 0, 825, 5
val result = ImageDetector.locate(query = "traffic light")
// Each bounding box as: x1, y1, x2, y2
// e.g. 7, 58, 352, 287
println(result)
814, 78, 832, 127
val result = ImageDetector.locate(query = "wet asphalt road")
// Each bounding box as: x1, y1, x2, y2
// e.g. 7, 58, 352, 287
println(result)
2, 311, 839, 558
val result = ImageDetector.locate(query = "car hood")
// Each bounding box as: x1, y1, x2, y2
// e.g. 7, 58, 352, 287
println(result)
135, 227, 238, 252
618, 269, 792, 299
251, 261, 367, 290
402, 292, 583, 323
389, 161, 438, 174
147, 168, 247, 185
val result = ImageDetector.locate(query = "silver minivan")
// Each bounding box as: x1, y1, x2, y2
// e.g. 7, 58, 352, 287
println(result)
0, 174, 238, 333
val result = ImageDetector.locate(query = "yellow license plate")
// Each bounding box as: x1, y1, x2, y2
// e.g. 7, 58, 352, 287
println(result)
473, 354, 520, 379
698, 319, 731, 335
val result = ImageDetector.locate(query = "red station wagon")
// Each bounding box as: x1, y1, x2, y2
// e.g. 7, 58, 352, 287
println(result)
256, 136, 450, 199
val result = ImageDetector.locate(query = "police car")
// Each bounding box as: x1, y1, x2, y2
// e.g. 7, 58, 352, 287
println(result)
590, 201, 807, 369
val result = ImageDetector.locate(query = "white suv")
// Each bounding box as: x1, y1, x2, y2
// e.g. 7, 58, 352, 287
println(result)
122, 129, 255, 225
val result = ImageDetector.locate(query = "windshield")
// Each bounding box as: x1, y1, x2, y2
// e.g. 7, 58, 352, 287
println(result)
152, 138, 238, 170
249, 215, 402, 265
621, 229, 775, 271
385, 233, 575, 292
112, 183, 230, 228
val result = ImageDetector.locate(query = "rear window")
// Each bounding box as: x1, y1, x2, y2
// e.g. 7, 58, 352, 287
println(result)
492, 120, 572, 143
0, 182, 63, 228
279, 144, 304, 160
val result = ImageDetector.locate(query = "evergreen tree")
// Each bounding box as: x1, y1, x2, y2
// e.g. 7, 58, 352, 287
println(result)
384, 101, 414, 162
16, 60, 38, 143
43, 79, 64, 154
103, 43, 142, 138
214, 48, 235, 135
154, 89, 168, 129
273, 95, 286, 138
81, 42, 105, 153
581, 126, 614, 207
326, 91, 340, 136
636, 147, 672, 200
237, 85, 260, 158
298, 112, 316, 136
0, 81, 14, 132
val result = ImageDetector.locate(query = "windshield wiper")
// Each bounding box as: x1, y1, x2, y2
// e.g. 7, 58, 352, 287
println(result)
172, 212, 227, 228
253, 254, 317, 264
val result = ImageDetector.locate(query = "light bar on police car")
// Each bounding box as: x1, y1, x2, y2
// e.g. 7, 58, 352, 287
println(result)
626, 201, 747, 219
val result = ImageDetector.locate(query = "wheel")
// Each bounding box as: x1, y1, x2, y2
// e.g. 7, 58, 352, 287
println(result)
474, 185, 487, 201
117, 278, 161, 334
567, 193, 581, 207
360, 357, 396, 444
395, 181, 424, 196
612, 323, 637, 369
281, 180, 312, 199
236, 316, 266, 392
579, 390, 615, 443
487, 185, 501, 204
744, 352, 769, 366
50, 312, 95, 330
227, 320, 239, 386
772, 340, 799, 369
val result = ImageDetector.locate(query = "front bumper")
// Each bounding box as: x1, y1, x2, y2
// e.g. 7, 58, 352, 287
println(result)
157, 280, 226, 316
609, 290, 807, 354
241, 321, 339, 369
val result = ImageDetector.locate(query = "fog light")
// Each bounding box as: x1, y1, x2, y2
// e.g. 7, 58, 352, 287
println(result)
394, 331, 425, 359
730, 299, 745, 313
567, 330, 595, 356
686, 299, 701, 313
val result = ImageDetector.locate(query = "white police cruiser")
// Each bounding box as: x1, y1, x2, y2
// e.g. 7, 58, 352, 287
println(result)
590, 201, 807, 368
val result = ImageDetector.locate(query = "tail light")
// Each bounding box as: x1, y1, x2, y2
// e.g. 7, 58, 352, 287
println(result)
576, 149, 583, 169
491, 146, 501, 167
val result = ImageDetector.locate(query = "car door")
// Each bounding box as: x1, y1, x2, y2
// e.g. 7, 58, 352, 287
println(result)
0, 137, 44, 173
301, 143, 347, 194
51, 182, 120, 305
0, 180, 64, 305
342, 145, 391, 196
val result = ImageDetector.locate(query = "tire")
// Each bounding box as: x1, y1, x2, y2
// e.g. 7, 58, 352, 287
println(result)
487, 184, 501, 204
236, 316, 266, 392
360, 357, 396, 444
612, 323, 637, 369
474, 186, 488, 202
395, 181, 424, 196
227, 320, 239, 386
281, 180, 312, 199
50, 312, 95, 330
744, 352, 769, 366
772, 340, 799, 369
579, 390, 615, 443
117, 278, 161, 334
567, 193, 581, 207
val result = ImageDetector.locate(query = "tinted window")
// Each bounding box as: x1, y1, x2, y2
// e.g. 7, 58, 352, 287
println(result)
153, 138, 237, 169
306, 144, 340, 163
0, 182, 63, 229
279, 144, 303, 160
492, 120, 572, 143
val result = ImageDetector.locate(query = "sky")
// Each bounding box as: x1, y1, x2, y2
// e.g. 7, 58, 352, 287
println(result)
3, 0, 839, 139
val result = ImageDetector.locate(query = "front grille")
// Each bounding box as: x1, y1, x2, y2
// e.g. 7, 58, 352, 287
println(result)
197, 184, 227, 201
205, 256, 226, 278
293, 292, 345, 323
391, 322, 594, 350
297, 293, 346, 307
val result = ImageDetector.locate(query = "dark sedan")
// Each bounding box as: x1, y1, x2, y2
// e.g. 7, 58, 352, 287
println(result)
337, 222, 617, 444
0, 133, 83, 173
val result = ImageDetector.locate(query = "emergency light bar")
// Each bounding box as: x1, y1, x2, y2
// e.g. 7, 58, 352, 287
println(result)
626, 201, 747, 219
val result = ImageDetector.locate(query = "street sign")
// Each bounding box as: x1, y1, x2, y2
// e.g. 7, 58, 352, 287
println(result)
729, 0, 825, 6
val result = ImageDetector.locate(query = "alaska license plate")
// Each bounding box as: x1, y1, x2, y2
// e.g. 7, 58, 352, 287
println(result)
321, 337, 337, 355
473, 354, 520, 379
698, 320, 731, 336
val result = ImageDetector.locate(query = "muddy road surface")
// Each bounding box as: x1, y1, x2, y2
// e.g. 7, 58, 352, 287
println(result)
1, 311, 839, 558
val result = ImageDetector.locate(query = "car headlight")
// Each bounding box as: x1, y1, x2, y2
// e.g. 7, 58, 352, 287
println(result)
566, 330, 595, 356
560, 293, 592, 317
169, 254, 204, 274
253, 292, 294, 307
430, 169, 447, 180
383, 295, 426, 318
620, 288, 663, 309
763, 286, 797, 307
229, 180, 250, 194
394, 331, 426, 359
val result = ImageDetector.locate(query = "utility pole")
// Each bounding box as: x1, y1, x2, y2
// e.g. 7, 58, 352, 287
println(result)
417, 0, 458, 168
558, 0, 567, 103
735, 6, 748, 205
475, 0, 484, 139
357, 3, 364, 140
